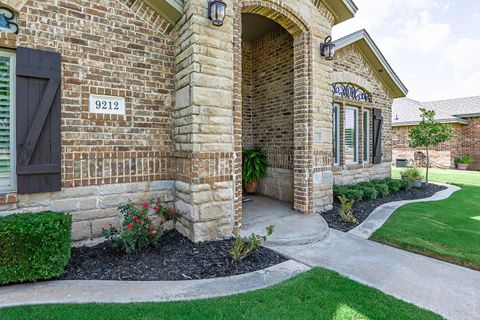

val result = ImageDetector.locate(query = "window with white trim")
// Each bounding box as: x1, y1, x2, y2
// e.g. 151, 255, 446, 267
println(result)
0, 50, 16, 192
344, 106, 358, 164
363, 110, 370, 163
332, 103, 340, 165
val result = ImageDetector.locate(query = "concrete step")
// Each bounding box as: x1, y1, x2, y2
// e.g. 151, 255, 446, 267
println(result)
241, 196, 330, 246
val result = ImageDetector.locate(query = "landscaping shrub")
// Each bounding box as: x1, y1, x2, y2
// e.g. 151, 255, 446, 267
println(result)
373, 182, 390, 198
229, 225, 274, 262
0, 212, 71, 285
385, 179, 402, 193
102, 200, 178, 254
399, 179, 413, 191
360, 186, 378, 201
338, 195, 357, 224
343, 188, 364, 202
334, 185, 363, 202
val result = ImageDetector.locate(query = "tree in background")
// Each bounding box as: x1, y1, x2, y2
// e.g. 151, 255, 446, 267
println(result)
408, 108, 453, 183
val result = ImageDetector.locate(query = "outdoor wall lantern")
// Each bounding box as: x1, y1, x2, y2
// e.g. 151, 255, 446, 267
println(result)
320, 36, 336, 61
208, 0, 227, 27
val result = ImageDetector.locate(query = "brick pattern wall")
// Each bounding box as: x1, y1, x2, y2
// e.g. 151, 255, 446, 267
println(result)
242, 27, 295, 202
0, 0, 178, 241
332, 44, 394, 185
242, 27, 294, 170
235, 0, 321, 218
393, 118, 480, 170
15, 0, 177, 187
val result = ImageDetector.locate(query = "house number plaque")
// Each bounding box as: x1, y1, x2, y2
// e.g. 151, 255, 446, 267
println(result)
89, 94, 126, 115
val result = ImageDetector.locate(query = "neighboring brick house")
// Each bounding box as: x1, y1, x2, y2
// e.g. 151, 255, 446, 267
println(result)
392, 97, 480, 170
0, 0, 406, 243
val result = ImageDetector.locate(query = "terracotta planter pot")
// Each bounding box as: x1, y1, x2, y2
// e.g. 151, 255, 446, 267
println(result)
456, 163, 469, 170
245, 182, 258, 194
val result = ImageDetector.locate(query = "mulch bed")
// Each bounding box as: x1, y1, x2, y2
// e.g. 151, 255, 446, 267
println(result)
59, 230, 287, 281
321, 184, 447, 232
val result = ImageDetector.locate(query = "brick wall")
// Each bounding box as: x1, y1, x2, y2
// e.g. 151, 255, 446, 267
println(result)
0, 0, 177, 241
332, 44, 394, 185
393, 118, 480, 170
242, 27, 294, 202
16, 0, 177, 187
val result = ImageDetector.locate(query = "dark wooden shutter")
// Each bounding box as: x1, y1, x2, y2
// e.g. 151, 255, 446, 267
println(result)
373, 108, 383, 165
16, 47, 61, 194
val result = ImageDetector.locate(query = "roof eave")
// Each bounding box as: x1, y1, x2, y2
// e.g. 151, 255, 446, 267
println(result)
393, 118, 468, 127
323, 0, 358, 25
454, 113, 480, 118
143, 0, 183, 25
334, 29, 408, 98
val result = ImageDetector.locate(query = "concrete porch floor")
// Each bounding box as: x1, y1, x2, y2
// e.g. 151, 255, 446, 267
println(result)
241, 195, 329, 246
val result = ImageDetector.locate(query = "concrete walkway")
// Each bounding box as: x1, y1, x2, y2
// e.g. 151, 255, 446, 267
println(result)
241, 195, 329, 246
269, 230, 480, 320
0, 260, 309, 308
350, 183, 461, 238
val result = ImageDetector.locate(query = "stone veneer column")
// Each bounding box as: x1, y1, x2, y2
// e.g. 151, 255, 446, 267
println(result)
174, 0, 235, 242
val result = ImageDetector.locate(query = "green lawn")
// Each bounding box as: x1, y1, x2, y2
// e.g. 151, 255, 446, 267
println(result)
373, 168, 480, 269
0, 268, 440, 320
392, 167, 480, 186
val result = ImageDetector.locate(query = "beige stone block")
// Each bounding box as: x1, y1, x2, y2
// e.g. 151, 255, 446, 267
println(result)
199, 202, 232, 221
50, 199, 79, 212
72, 220, 91, 241
191, 220, 218, 242
71, 208, 118, 222
78, 197, 98, 211
91, 217, 120, 238
212, 188, 233, 201
176, 199, 199, 221
191, 191, 213, 204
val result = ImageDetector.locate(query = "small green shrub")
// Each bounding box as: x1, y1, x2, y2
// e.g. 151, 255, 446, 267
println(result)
399, 179, 412, 191
361, 186, 378, 201
401, 167, 424, 180
0, 212, 71, 285
338, 195, 357, 224
229, 225, 274, 262
373, 183, 390, 198
334, 185, 363, 202
385, 179, 402, 193
454, 155, 471, 164
344, 188, 364, 202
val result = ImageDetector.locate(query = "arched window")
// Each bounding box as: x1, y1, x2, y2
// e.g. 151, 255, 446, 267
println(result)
0, 7, 18, 34
332, 83, 372, 103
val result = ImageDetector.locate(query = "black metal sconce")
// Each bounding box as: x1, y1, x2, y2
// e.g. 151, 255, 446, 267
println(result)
208, 0, 227, 27
320, 36, 336, 61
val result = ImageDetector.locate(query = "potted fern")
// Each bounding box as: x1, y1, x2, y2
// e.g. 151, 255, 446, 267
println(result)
242, 148, 269, 194
455, 156, 471, 170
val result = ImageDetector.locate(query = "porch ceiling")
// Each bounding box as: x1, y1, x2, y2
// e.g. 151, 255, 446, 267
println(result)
242, 13, 284, 42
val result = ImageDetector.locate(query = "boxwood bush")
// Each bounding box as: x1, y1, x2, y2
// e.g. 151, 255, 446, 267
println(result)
385, 178, 402, 193
334, 178, 407, 203
361, 186, 379, 201
0, 211, 71, 285
373, 182, 390, 198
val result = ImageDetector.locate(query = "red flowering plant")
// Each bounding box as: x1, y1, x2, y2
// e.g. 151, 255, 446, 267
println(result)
101, 200, 178, 254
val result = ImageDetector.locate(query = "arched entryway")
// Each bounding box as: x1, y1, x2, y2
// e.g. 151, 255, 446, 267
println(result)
232, 1, 314, 229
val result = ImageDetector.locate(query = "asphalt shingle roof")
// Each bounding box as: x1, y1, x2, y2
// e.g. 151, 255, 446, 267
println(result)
392, 96, 480, 126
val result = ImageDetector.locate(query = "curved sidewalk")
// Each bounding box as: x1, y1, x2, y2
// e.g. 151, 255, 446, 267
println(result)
349, 183, 461, 238
0, 260, 309, 308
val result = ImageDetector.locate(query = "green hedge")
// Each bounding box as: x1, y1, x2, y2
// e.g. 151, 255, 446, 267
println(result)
0, 212, 71, 285
334, 178, 411, 203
